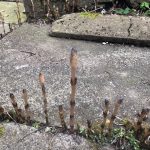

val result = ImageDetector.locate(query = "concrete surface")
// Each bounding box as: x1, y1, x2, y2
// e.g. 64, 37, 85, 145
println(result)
50, 13, 150, 47
0, 23, 150, 149
0, 123, 95, 150
0, 23, 10, 35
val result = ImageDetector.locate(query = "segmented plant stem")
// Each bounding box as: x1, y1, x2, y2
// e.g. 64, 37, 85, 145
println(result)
10, 93, 24, 122
30, 0, 35, 18
0, 106, 4, 115
10, 93, 19, 116
39, 73, 49, 125
144, 128, 150, 139
65, 0, 70, 12
16, 0, 21, 25
69, 48, 77, 133
108, 98, 123, 133
22, 89, 30, 123
46, 0, 51, 17
101, 99, 109, 133
59, 105, 67, 130
43, 0, 47, 13
53, 6, 60, 19
136, 108, 149, 137
8, 23, 13, 32
87, 119, 92, 135
1, 14, 5, 34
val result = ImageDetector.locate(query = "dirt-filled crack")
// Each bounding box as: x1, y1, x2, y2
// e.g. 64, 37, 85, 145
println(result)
20, 50, 36, 56
128, 18, 133, 37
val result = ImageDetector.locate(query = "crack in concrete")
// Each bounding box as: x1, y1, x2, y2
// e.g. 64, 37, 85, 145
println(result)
128, 18, 133, 37
20, 50, 36, 56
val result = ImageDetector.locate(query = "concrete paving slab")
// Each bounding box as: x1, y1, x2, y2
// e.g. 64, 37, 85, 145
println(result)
50, 13, 150, 47
0, 123, 95, 150
0, 23, 150, 123
0, 23, 150, 149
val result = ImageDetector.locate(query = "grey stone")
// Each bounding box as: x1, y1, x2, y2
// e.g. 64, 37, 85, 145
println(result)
0, 22, 150, 123
0, 23, 10, 35
0, 23, 150, 149
50, 13, 150, 47
0, 123, 96, 150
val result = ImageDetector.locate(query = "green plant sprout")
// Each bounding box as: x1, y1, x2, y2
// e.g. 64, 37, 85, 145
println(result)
140, 2, 150, 10
112, 128, 140, 150
113, 8, 135, 15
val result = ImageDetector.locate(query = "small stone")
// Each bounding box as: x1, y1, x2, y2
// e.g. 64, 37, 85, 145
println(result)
102, 42, 108, 45
45, 127, 51, 132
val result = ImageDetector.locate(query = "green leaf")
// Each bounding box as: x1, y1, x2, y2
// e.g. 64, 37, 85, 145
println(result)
123, 8, 131, 15
145, 10, 150, 16
140, 2, 150, 10
113, 8, 125, 15
113, 8, 133, 15
32, 122, 40, 129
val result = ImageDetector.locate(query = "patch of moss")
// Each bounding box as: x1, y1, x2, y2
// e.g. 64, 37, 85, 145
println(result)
0, 2, 26, 24
0, 125, 5, 138
80, 12, 100, 19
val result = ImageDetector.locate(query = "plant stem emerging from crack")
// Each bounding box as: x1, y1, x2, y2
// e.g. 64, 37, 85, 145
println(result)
69, 48, 77, 133
39, 73, 49, 125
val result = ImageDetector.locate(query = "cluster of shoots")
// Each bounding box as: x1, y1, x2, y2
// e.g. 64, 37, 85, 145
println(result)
76, 98, 124, 137
76, 99, 150, 149
0, 48, 78, 131
28, 0, 80, 20
0, 49, 150, 149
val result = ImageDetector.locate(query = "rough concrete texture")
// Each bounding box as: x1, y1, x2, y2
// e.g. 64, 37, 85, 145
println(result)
0, 24, 10, 35
0, 23, 19, 36
51, 13, 150, 46
0, 123, 95, 150
0, 23, 150, 149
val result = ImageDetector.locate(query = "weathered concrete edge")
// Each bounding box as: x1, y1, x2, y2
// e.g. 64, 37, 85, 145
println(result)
49, 31, 150, 47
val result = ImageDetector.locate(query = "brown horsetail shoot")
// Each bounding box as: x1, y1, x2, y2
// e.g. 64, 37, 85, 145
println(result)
58, 105, 67, 131
22, 89, 30, 123
39, 72, 49, 125
69, 48, 78, 133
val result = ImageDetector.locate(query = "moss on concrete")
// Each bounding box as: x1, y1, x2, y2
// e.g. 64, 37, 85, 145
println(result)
0, 125, 5, 138
0, 2, 26, 24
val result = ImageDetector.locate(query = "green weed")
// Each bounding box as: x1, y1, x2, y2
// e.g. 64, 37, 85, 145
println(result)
140, 2, 150, 11
112, 128, 140, 150
32, 122, 40, 129
113, 8, 135, 15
